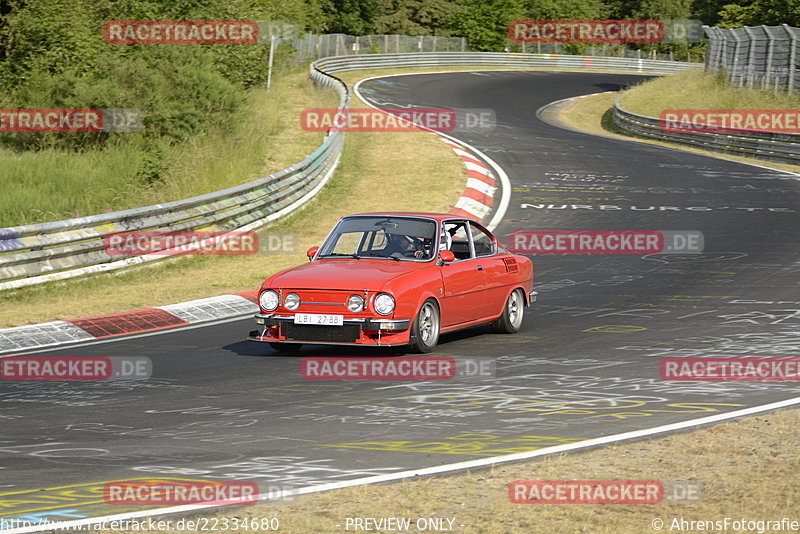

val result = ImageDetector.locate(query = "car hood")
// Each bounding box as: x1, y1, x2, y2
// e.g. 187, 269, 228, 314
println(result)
268, 258, 428, 290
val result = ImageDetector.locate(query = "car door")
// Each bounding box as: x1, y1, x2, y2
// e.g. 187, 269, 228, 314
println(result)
439, 220, 487, 327
468, 221, 510, 320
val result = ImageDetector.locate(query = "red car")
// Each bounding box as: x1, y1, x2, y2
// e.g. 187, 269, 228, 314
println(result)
248, 213, 536, 353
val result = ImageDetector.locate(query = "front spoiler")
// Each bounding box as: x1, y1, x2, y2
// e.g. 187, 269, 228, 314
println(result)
253, 313, 411, 331
247, 331, 409, 347
248, 313, 412, 347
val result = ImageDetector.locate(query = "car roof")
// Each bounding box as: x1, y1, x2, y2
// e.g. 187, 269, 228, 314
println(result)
346, 212, 482, 224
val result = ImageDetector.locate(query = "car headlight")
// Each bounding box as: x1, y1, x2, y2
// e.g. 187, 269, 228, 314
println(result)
374, 293, 395, 315
348, 294, 365, 312
259, 290, 279, 311
284, 292, 301, 311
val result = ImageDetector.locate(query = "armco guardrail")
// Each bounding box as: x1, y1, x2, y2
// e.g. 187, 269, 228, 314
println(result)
612, 100, 800, 164
313, 51, 696, 75
0, 52, 695, 291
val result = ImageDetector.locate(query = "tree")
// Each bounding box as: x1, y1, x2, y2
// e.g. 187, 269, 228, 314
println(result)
374, 0, 462, 35
519, 0, 608, 19
718, 0, 800, 26
447, 0, 523, 51
323, 0, 379, 34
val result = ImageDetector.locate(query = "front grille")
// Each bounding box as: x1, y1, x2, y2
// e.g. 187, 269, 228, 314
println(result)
282, 323, 361, 343
294, 290, 350, 313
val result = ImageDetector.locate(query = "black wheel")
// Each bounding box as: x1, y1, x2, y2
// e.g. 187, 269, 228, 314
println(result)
409, 299, 440, 353
491, 289, 524, 334
269, 342, 303, 353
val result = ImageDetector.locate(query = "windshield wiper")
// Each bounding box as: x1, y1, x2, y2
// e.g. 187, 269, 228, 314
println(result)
322, 253, 361, 259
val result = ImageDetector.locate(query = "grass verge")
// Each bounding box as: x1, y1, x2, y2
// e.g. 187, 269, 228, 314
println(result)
620, 67, 800, 115
556, 68, 800, 175
0, 69, 466, 328
0, 67, 338, 228
97, 406, 800, 534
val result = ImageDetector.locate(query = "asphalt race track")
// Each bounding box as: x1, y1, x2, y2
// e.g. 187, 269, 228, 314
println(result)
3, 71, 800, 527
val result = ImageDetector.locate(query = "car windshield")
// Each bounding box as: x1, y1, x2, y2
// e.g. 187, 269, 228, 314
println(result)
318, 216, 438, 261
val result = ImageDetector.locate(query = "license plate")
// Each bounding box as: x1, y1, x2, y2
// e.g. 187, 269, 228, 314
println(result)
294, 313, 344, 326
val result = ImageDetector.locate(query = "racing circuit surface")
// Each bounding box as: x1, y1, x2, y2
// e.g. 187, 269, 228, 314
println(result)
3, 71, 800, 526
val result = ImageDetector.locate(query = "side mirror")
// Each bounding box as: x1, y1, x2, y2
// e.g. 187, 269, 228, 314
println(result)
439, 250, 455, 263
306, 246, 319, 260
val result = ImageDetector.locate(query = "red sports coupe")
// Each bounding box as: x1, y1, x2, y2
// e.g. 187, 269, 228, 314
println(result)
248, 213, 536, 353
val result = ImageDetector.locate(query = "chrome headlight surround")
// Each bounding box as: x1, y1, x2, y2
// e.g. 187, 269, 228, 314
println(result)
284, 292, 301, 311
259, 290, 280, 312
374, 293, 395, 315
347, 294, 365, 312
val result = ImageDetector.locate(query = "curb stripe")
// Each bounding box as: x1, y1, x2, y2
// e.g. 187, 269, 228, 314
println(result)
458, 155, 489, 169
466, 177, 497, 197
467, 169, 496, 186
460, 187, 494, 206
68, 308, 188, 338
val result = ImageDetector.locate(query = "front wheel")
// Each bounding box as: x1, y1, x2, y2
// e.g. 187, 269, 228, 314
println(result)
409, 299, 440, 353
269, 342, 303, 353
491, 289, 524, 333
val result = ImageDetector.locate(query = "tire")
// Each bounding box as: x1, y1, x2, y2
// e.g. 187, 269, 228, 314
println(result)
409, 299, 440, 353
269, 342, 303, 353
491, 289, 524, 334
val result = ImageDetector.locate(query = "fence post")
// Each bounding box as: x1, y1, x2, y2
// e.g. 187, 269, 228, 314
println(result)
730, 30, 744, 86
763, 26, 778, 90
742, 27, 757, 88
786, 24, 797, 94
267, 35, 276, 90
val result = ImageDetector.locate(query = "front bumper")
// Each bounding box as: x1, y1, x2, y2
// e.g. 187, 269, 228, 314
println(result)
249, 314, 412, 346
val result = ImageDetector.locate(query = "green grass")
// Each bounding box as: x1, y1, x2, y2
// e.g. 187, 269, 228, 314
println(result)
620, 67, 800, 116
0, 66, 338, 228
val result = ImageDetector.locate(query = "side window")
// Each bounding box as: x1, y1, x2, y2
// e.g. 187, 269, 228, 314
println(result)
469, 222, 495, 257
366, 230, 388, 254
444, 222, 472, 260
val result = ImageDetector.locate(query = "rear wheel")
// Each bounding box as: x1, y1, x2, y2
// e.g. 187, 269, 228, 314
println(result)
269, 342, 303, 353
409, 299, 440, 353
492, 289, 524, 333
